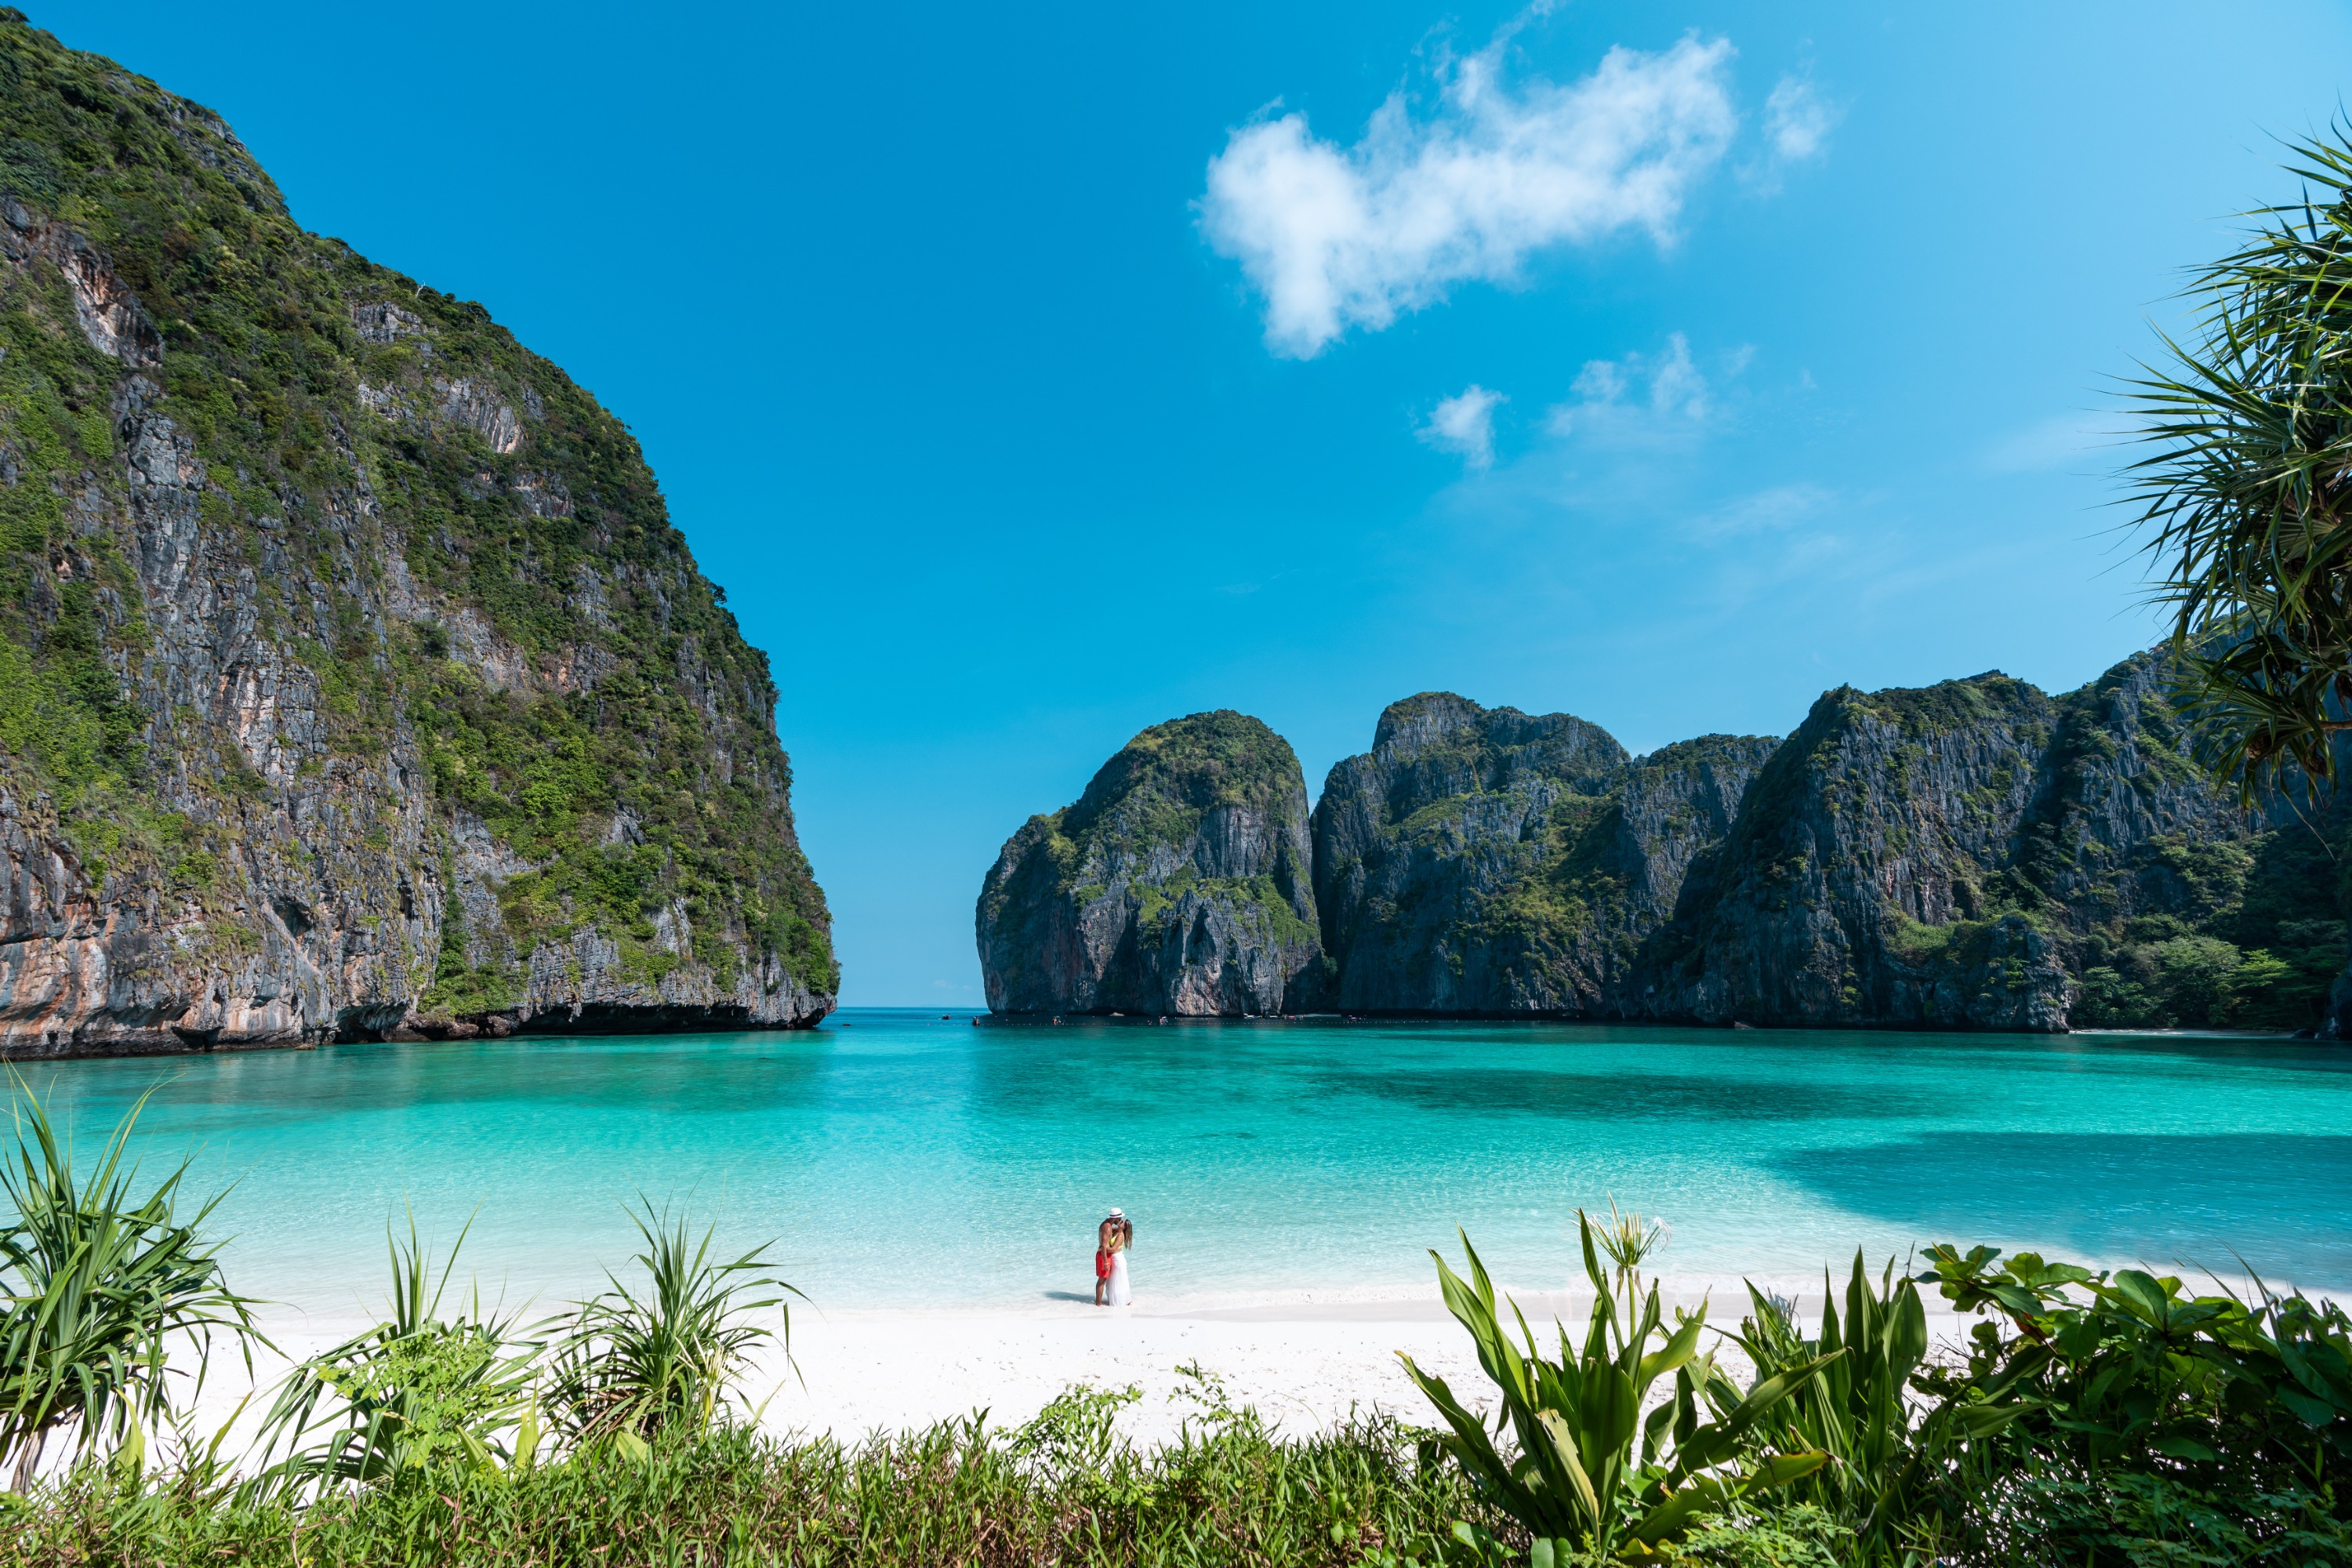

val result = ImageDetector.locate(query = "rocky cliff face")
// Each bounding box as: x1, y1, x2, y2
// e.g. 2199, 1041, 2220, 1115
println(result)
1641, 654, 2334, 1031
975, 711, 1327, 1015
1315, 655, 2337, 1030
989, 655, 2343, 1031
1628, 653, 2249, 1029
1311, 694, 1777, 1015
0, 16, 834, 1057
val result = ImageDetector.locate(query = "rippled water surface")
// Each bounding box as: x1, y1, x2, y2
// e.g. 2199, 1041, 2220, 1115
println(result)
23, 1012, 2352, 1313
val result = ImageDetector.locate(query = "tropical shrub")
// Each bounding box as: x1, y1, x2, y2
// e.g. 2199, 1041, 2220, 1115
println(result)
253, 1216, 543, 1489
2127, 128, 2352, 795
1914, 1242, 2352, 1561
543, 1200, 796, 1453
0, 1087, 257, 1487
1729, 1254, 2046, 1565
1401, 1210, 1837, 1564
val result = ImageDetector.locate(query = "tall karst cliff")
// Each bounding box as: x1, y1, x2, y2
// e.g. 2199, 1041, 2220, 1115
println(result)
1310, 692, 1778, 1014
1632, 655, 2297, 1029
0, 15, 836, 1056
1659, 655, 2352, 1030
983, 654, 2346, 1031
975, 711, 1328, 1016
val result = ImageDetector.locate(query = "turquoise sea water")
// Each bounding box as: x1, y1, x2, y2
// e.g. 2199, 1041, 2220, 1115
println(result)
18, 1011, 2352, 1316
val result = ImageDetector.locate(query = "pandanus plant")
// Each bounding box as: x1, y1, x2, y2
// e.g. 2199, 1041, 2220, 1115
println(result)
2125, 129, 2352, 798
1400, 1210, 1839, 1564
543, 1199, 797, 1455
0, 1085, 260, 1487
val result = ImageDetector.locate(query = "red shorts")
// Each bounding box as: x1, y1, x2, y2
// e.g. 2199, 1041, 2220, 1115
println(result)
1095, 1250, 1112, 1279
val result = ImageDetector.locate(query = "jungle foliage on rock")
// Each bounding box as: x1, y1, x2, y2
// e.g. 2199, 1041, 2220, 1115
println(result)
0, 9, 833, 1051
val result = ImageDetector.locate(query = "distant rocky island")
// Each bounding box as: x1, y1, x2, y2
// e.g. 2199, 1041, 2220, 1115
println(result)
0, 16, 835, 1058
976, 652, 2350, 1033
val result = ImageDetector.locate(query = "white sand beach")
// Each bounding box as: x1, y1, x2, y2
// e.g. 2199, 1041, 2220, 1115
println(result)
187, 1279, 1991, 1459
759, 1301, 1493, 1447
753, 1288, 1998, 1448
194, 1294, 1499, 1457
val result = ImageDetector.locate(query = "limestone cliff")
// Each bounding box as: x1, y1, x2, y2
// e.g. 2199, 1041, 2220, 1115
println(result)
1311, 694, 1776, 1015
1640, 654, 2332, 1031
1306, 655, 2336, 1030
986, 654, 2342, 1031
0, 15, 835, 1056
975, 711, 1327, 1015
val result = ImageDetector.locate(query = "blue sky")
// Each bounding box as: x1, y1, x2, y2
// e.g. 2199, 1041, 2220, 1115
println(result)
37, 1, 2352, 1004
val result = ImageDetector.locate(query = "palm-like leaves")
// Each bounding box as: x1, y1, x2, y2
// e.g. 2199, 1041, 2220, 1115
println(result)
544, 1200, 796, 1451
0, 1084, 259, 1486
1400, 1213, 1837, 1563
2128, 129, 2352, 796
255, 1214, 543, 1489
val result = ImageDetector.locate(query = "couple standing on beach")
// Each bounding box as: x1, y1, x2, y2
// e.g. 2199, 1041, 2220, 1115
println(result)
1094, 1208, 1133, 1307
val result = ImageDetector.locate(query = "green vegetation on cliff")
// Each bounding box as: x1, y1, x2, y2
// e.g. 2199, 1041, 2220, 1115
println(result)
1293, 657, 2347, 1030
1062, 710, 1307, 858
977, 710, 1327, 1014
1885, 666, 2343, 1029
0, 9, 833, 1019
1025, 710, 1316, 944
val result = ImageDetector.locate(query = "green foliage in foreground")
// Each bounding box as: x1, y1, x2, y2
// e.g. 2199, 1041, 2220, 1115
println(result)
543, 1202, 796, 1450
1403, 1212, 1837, 1563
1409, 1214, 2352, 1567
0, 1087, 254, 1490
0, 1396, 1496, 1568
252, 1216, 543, 1485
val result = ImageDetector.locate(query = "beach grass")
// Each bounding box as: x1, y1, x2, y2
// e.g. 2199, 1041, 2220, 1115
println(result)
0, 1405, 1503, 1567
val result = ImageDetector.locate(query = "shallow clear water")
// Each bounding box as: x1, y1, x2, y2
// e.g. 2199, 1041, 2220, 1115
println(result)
17, 1011, 2352, 1316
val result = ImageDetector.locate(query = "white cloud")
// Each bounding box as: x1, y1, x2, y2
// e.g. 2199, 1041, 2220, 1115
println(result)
1763, 77, 1838, 162
1419, 383, 1506, 469
1200, 30, 1740, 358
1544, 332, 1726, 433
1647, 332, 1708, 416
1569, 358, 1627, 406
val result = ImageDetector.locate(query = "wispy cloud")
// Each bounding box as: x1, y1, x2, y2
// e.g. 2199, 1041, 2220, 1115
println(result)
1543, 332, 1735, 436
1200, 28, 1740, 358
1419, 383, 1507, 469
1762, 77, 1838, 162
1429, 333, 1826, 570
1689, 481, 1835, 540
1984, 412, 2118, 474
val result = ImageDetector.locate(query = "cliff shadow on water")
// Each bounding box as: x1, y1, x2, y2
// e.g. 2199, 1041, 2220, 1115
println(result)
978, 655, 2352, 1035
0, 14, 836, 1058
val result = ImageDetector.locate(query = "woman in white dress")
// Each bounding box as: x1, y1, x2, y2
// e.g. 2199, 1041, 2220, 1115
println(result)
1104, 1208, 1133, 1306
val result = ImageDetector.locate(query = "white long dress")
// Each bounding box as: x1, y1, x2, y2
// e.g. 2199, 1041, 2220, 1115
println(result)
1105, 1247, 1131, 1306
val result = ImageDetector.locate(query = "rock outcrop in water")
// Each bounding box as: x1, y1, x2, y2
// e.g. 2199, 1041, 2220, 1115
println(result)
986, 654, 2347, 1031
0, 16, 835, 1058
976, 711, 1328, 1016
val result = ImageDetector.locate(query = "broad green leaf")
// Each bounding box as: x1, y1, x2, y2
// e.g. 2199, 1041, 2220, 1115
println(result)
1637, 1315, 1702, 1388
